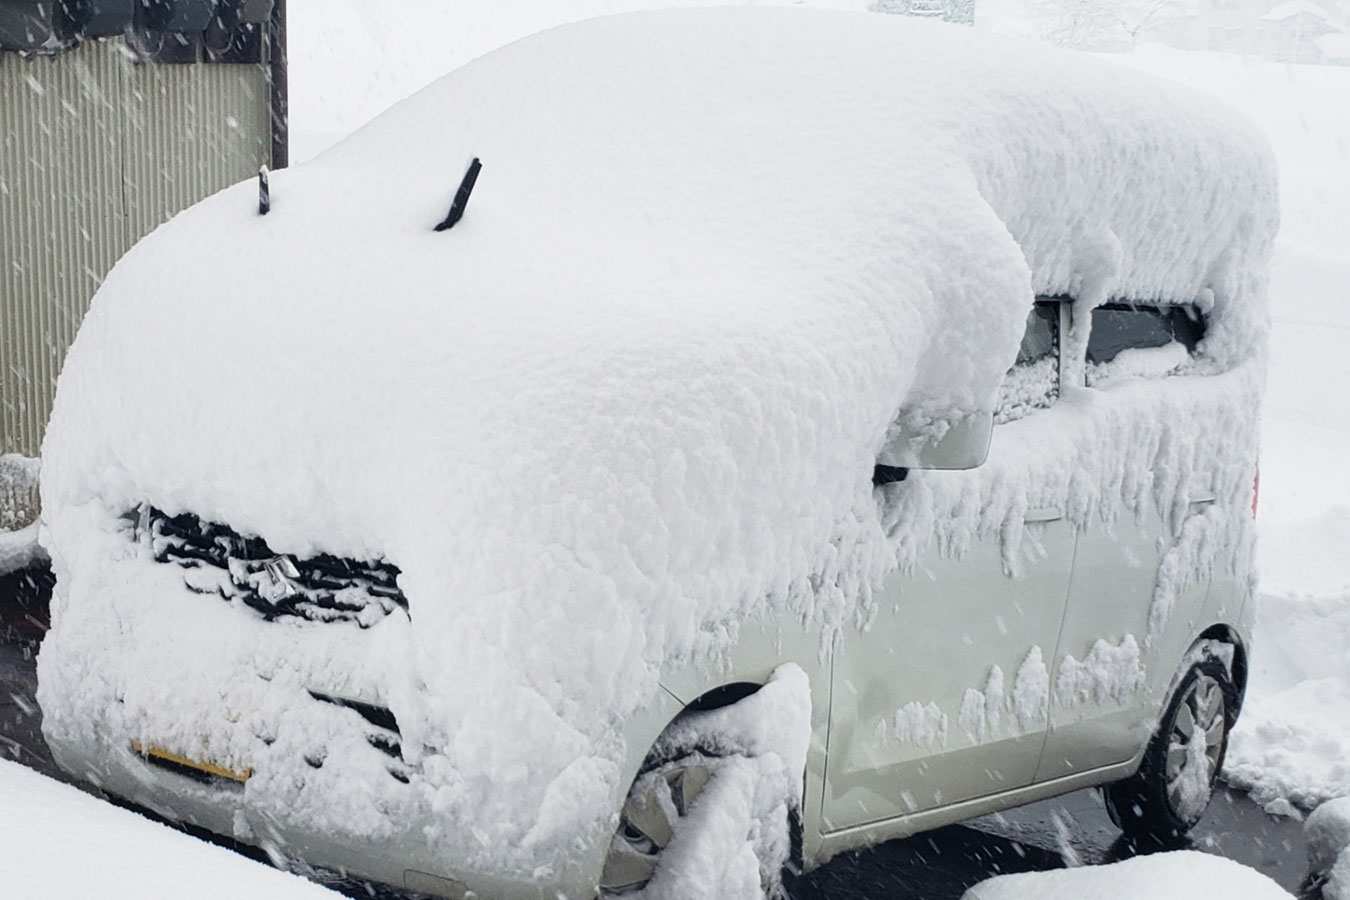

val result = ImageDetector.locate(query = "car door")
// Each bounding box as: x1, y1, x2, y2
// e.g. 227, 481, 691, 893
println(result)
822, 302, 1075, 832
1037, 302, 1215, 780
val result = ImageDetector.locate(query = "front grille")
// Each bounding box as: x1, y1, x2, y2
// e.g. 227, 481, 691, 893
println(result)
127, 506, 408, 627
308, 691, 414, 783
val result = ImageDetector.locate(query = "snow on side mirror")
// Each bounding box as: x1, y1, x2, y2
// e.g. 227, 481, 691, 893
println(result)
876, 409, 993, 471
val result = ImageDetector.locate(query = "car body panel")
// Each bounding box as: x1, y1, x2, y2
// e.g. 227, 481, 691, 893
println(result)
823, 520, 1074, 830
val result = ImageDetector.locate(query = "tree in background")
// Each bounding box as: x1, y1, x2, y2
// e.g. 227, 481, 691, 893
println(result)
1113, 0, 1191, 47
869, 0, 976, 25
1023, 0, 1191, 50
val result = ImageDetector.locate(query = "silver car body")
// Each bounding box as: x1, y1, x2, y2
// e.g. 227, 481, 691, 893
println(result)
36, 9, 1275, 900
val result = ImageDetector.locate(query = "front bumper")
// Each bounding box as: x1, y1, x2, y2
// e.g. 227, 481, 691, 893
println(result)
36, 503, 608, 900
46, 728, 577, 899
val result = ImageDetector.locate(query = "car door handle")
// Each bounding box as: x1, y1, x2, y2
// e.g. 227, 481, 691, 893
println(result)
1024, 506, 1064, 523
1187, 495, 1216, 512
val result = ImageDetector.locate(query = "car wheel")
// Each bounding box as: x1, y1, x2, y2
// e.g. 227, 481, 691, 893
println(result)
1104, 656, 1236, 843
600, 756, 714, 895
597, 751, 793, 898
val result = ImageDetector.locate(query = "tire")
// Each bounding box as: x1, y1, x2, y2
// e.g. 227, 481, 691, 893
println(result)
597, 750, 795, 898
1103, 656, 1237, 843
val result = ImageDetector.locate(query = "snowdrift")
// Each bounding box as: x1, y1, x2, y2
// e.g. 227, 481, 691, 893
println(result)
962, 851, 1292, 900
0, 760, 342, 900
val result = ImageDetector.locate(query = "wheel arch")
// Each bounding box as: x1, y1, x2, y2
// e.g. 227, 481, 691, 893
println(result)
680, 680, 764, 713
617, 677, 776, 799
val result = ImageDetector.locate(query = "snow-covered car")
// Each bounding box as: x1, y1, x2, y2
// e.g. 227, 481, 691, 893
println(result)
35, 8, 1278, 900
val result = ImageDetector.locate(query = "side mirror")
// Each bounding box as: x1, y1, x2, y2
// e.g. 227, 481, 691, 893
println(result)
876, 409, 993, 471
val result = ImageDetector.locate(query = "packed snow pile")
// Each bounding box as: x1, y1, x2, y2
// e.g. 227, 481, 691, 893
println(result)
961, 851, 1292, 900
0, 759, 342, 900
1307, 798, 1350, 900
1223, 586, 1350, 810
1224, 448, 1350, 811
0, 521, 42, 578
0, 453, 39, 525
37, 7, 1278, 881
0, 454, 44, 576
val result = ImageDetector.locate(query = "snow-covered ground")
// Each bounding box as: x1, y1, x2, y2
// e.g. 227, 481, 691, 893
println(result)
0, 759, 341, 899
962, 851, 1293, 900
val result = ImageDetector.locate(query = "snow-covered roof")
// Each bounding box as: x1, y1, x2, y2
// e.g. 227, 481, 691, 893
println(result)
40, 7, 1280, 874
1260, 0, 1340, 25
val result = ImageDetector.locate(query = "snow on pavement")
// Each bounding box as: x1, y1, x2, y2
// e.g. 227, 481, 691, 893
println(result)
961, 851, 1292, 900
0, 759, 341, 899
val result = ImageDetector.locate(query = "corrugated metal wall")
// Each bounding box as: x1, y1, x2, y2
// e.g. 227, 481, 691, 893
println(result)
1, 39, 270, 465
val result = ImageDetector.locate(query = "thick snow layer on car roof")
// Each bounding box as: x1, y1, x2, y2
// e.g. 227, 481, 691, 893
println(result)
38, 7, 1278, 877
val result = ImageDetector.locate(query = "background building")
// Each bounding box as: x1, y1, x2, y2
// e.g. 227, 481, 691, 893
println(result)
1009, 0, 1350, 58
1183, 0, 1350, 61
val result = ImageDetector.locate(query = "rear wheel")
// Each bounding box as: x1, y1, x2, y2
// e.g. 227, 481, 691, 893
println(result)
1104, 657, 1236, 843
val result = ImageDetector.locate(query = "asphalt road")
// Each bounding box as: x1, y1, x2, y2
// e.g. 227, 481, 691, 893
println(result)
0, 565, 1316, 900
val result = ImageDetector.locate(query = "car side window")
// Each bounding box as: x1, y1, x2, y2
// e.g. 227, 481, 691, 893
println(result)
1086, 303, 1205, 386
995, 300, 1060, 424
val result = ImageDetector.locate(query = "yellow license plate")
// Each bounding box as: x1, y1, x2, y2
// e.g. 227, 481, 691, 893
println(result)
132, 740, 252, 783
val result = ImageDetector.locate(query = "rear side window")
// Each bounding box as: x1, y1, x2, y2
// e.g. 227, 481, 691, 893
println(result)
996, 301, 1060, 424
1087, 304, 1205, 365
